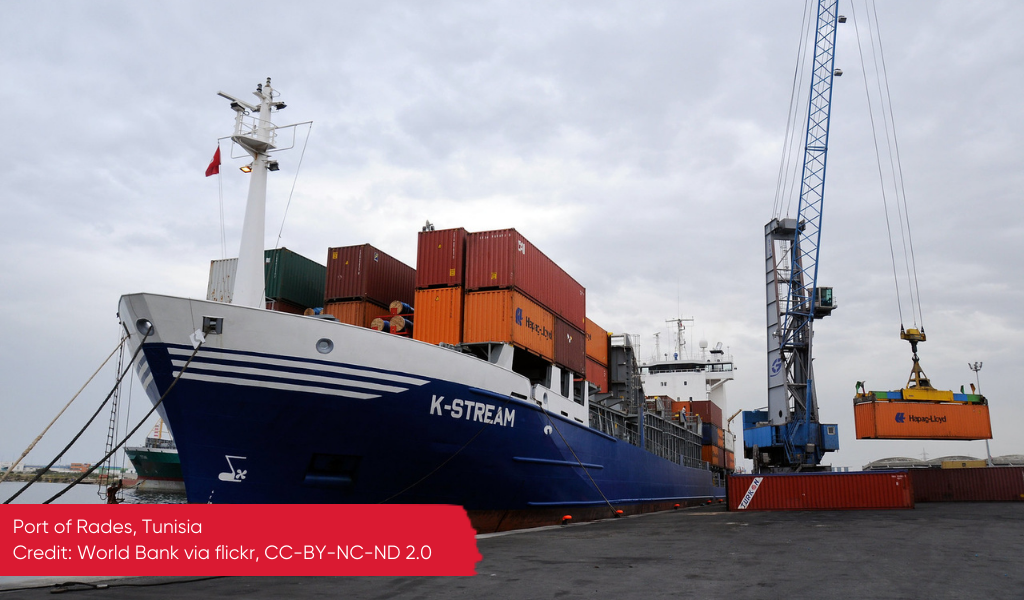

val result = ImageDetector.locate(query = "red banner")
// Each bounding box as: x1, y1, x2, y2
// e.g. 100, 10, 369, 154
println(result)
1, 504, 480, 576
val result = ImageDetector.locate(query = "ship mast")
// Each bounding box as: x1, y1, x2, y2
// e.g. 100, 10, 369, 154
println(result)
217, 78, 284, 308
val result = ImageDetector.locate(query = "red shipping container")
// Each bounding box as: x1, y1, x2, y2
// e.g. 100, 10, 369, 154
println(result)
585, 317, 610, 365
908, 467, 1024, 503
690, 400, 724, 428
265, 298, 306, 315
554, 318, 586, 375
728, 472, 915, 511
325, 244, 416, 307
465, 229, 585, 329
415, 227, 467, 289
585, 357, 608, 393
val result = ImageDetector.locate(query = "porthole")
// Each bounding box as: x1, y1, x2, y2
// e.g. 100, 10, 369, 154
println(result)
316, 338, 334, 354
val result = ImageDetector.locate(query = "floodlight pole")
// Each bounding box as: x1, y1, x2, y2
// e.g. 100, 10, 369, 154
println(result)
968, 361, 992, 466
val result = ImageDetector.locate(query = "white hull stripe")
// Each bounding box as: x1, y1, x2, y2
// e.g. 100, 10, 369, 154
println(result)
170, 359, 409, 394
173, 371, 381, 400
166, 347, 429, 387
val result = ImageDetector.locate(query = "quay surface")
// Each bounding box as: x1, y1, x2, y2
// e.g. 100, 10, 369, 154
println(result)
2, 502, 1021, 599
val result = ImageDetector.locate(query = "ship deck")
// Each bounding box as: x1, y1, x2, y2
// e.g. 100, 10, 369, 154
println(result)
4, 502, 1020, 598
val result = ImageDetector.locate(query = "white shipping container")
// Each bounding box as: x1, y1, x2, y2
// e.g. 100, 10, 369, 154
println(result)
207, 258, 238, 303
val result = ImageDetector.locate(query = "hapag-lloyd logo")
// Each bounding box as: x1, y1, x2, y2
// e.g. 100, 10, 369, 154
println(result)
895, 412, 947, 424
514, 307, 553, 340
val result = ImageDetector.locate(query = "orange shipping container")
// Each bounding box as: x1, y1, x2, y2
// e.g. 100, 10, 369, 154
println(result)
725, 450, 735, 471
584, 317, 610, 365
585, 357, 609, 393
463, 290, 555, 361
413, 287, 464, 346
702, 445, 721, 466
854, 401, 992, 440
672, 401, 691, 416
324, 300, 389, 328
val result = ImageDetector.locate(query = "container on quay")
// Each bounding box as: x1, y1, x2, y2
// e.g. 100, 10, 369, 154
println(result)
728, 471, 914, 511
908, 467, 1024, 503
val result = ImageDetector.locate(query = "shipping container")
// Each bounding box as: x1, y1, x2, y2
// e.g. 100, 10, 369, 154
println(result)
265, 298, 306, 315
264, 248, 327, 309
908, 467, 1024, 503
585, 317, 610, 365
585, 357, 609, 393
941, 460, 988, 469
701, 423, 722, 447
690, 400, 724, 428
412, 287, 464, 346
725, 449, 735, 471
463, 290, 555, 362
854, 400, 992, 440
325, 244, 416, 307
208, 249, 325, 309
415, 227, 467, 289
728, 471, 915, 511
323, 300, 389, 329
671, 401, 691, 417
554, 318, 586, 375
701, 445, 722, 467
465, 229, 585, 329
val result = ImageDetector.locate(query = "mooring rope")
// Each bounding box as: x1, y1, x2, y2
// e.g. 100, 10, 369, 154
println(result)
3, 330, 150, 504
0, 337, 126, 486
43, 340, 205, 504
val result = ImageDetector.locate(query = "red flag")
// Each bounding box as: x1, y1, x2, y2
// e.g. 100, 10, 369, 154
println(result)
205, 146, 221, 177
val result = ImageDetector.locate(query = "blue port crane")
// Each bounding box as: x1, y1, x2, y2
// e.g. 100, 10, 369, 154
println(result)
744, 0, 842, 473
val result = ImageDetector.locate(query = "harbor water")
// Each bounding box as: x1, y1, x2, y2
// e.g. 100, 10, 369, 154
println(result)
1, 481, 185, 585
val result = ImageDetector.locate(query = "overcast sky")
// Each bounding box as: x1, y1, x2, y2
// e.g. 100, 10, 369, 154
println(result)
2, 0, 1021, 478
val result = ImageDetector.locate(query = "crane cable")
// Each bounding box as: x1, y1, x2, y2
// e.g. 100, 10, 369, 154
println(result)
850, 0, 925, 330
773, 0, 815, 221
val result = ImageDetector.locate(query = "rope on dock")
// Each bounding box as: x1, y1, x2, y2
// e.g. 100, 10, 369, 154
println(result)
42, 338, 205, 504
0, 337, 126, 487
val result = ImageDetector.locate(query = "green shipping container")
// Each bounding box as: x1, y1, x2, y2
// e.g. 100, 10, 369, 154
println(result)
264, 248, 326, 309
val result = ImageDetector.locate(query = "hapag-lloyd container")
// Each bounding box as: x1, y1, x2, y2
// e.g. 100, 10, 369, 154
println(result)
585, 317, 610, 365
854, 400, 992, 440
415, 227, 467, 289
554, 318, 585, 375
325, 244, 416, 307
908, 467, 1024, 502
728, 471, 915, 511
463, 290, 555, 361
413, 287, 464, 346
465, 229, 585, 329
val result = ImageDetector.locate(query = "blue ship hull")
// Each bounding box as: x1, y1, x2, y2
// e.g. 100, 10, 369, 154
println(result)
122, 294, 723, 532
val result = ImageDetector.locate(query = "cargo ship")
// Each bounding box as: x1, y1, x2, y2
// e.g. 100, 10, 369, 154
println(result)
117, 80, 733, 531
124, 421, 185, 493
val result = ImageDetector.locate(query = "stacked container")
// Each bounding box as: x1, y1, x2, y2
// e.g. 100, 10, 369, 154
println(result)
464, 228, 585, 372
585, 317, 610, 393
325, 244, 415, 308
207, 248, 326, 314
701, 422, 727, 469
323, 299, 389, 328
413, 228, 468, 346
462, 290, 555, 361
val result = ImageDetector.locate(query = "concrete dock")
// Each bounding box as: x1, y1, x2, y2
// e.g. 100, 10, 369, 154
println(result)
3, 502, 1021, 599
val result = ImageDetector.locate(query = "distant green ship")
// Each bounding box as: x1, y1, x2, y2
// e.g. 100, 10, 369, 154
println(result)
125, 422, 184, 493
